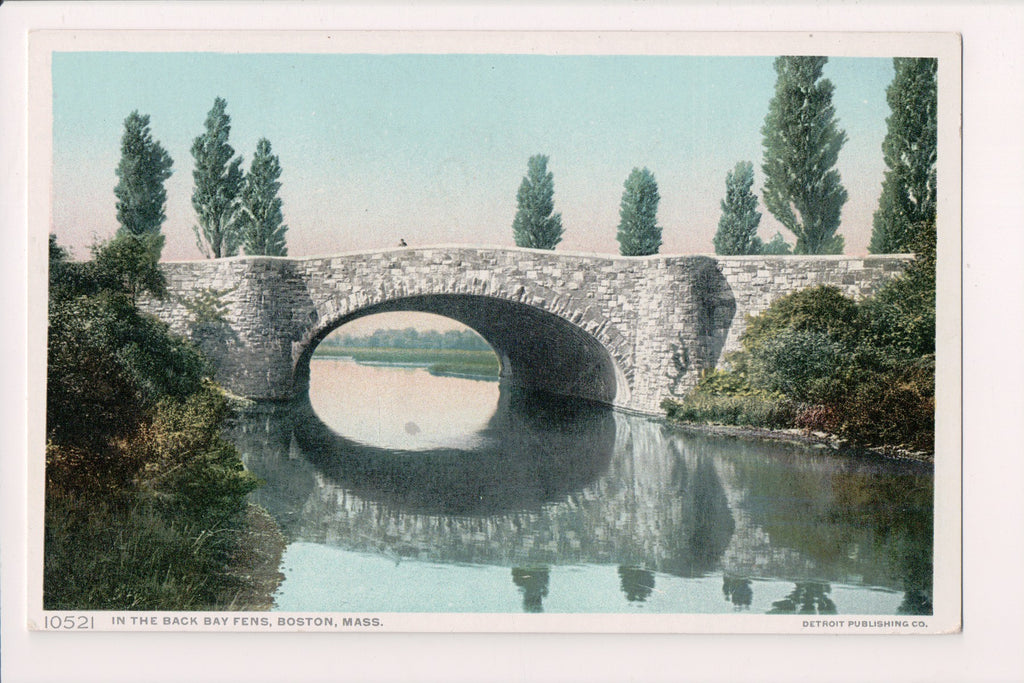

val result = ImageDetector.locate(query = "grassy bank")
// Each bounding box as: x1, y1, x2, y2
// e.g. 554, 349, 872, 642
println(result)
45, 234, 287, 610
314, 346, 500, 378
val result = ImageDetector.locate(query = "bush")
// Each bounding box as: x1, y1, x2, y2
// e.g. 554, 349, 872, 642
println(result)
664, 243, 937, 455
45, 235, 278, 610
740, 285, 862, 353
747, 328, 847, 402
45, 386, 267, 610
794, 404, 843, 434
835, 360, 935, 452
130, 385, 262, 526
861, 221, 936, 362
662, 393, 796, 429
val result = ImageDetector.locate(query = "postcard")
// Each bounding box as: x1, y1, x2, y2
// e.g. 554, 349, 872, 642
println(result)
25, 27, 961, 636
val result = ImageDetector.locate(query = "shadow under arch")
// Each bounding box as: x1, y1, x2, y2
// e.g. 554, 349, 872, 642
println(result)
290, 383, 617, 517
293, 293, 630, 408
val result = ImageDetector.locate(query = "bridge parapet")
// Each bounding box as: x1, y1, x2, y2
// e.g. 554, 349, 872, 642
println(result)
141, 247, 911, 414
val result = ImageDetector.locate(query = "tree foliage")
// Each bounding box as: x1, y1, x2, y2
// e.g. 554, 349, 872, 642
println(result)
114, 111, 173, 257
761, 231, 793, 255
45, 235, 276, 610
667, 244, 938, 453
713, 161, 763, 255
191, 97, 244, 258
512, 155, 563, 250
239, 138, 289, 256
870, 58, 938, 254
47, 236, 208, 452
616, 167, 662, 256
862, 219, 936, 360
761, 56, 848, 254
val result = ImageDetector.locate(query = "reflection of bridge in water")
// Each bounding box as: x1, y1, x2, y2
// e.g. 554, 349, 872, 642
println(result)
232, 384, 931, 613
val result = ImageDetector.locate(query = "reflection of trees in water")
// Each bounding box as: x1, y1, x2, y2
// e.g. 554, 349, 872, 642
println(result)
768, 582, 837, 615
227, 404, 318, 538
226, 386, 932, 614
722, 577, 753, 609
710, 432, 933, 612
512, 566, 550, 613
618, 566, 656, 602
829, 471, 934, 615
681, 457, 735, 576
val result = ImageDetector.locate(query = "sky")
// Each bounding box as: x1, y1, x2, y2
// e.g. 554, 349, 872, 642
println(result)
50, 52, 895, 263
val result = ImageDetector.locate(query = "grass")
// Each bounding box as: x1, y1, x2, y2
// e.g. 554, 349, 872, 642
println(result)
44, 496, 287, 611
314, 346, 500, 378
661, 393, 798, 430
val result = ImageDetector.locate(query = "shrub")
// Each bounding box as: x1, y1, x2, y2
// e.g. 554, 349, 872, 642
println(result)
662, 393, 796, 429
794, 404, 843, 434
747, 328, 846, 402
45, 235, 276, 610
835, 360, 935, 452
740, 285, 862, 353
45, 386, 266, 609
861, 221, 936, 363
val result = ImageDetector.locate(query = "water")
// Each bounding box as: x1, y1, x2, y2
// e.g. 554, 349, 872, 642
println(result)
228, 357, 933, 615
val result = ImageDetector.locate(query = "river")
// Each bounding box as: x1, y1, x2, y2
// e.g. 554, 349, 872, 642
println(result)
227, 357, 933, 615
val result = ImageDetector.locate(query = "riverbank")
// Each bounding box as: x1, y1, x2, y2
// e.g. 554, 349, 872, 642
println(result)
220, 504, 287, 610
664, 420, 935, 465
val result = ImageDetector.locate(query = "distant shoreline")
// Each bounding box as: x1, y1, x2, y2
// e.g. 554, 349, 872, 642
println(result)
312, 346, 500, 381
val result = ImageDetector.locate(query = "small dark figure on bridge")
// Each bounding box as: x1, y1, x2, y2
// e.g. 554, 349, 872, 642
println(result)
397, 238, 407, 247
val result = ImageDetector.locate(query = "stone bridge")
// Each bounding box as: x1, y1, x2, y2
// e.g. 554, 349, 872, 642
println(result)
143, 246, 909, 414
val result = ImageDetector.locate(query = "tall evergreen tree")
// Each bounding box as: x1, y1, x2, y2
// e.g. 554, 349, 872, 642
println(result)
761, 56, 848, 254
713, 161, 763, 255
191, 98, 244, 258
869, 58, 938, 254
113, 111, 173, 257
238, 138, 288, 256
616, 167, 662, 256
511, 155, 563, 250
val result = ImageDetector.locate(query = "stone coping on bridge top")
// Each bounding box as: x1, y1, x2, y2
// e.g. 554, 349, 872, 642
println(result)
159, 244, 915, 265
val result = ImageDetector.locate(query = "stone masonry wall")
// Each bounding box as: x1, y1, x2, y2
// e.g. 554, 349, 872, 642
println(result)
142, 248, 910, 414
714, 255, 912, 360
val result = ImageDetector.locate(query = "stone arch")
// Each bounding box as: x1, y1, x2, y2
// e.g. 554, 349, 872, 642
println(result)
292, 275, 633, 407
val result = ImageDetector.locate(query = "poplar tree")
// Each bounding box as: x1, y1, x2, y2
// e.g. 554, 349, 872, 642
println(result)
713, 161, 763, 255
616, 167, 662, 256
761, 56, 848, 254
238, 138, 288, 256
511, 155, 563, 250
191, 98, 244, 258
869, 58, 938, 254
113, 111, 173, 257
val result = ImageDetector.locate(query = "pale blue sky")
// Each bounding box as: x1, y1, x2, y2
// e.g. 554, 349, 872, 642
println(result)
51, 52, 894, 260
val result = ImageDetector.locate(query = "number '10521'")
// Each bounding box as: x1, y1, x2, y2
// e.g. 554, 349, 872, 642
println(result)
45, 615, 94, 629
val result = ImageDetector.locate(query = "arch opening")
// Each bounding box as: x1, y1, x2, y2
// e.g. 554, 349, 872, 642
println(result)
294, 293, 628, 408
307, 311, 502, 450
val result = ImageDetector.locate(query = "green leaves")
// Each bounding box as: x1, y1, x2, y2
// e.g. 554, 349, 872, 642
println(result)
617, 167, 662, 256
761, 56, 848, 255
46, 236, 271, 610
114, 111, 173, 252
238, 138, 289, 256
870, 59, 938, 254
512, 154, 563, 250
191, 97, 244, 258
714, 161, 763, 255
